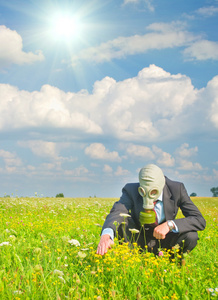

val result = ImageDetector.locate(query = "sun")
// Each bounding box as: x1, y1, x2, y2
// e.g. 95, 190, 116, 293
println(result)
49, 13, 82, 41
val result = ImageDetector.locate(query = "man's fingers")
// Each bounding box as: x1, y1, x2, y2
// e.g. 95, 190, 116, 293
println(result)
153, 232, 165, 239
96, 235, 114, 255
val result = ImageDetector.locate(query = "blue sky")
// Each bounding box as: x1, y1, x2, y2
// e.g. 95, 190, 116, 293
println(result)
0, 0, 218, 197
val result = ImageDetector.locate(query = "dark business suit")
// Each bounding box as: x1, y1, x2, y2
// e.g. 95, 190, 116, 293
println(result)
102, 177, 206, 254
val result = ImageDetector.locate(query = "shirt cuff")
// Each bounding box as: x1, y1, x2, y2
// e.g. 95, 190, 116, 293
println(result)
101, 228, 114, 240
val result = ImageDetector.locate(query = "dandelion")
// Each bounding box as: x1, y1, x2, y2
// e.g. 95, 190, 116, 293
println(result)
0, 242, 11, 247
53, 270, 64, 276
68, 239, 80, 247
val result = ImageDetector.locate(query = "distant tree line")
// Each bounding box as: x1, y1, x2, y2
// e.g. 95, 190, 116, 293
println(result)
210, 187, 218, 197
189, 186, 218, 197
56, 193, 64, 198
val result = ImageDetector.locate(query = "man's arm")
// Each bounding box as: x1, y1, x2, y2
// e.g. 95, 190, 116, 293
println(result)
101, 184, 134, 235
97, 183, 135, 255
173, 183, 206, 233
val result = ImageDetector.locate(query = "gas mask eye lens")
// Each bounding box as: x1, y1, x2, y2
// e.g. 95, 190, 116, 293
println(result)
138, 186, 146, 197
149, 189, 158, 198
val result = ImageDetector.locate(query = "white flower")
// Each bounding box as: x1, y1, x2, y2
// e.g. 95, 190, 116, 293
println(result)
208, 288, 214, 293
68, 239, 80, 247
13, 290, 23, 295
58, 276, 66, 283
78, 251, 87, 258
0, 242, 11, 247
53, 269, 64, 276
119, 213, 131, 218
8, 235, 16, 243
129, 228, 139, 234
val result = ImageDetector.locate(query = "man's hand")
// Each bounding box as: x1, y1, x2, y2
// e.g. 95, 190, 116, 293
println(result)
96, 234, 114, 255
153, 222, 170, 239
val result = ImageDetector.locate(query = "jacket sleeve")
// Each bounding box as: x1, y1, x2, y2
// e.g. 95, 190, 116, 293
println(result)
101, 184, 134, 235
173, 183, 206, 233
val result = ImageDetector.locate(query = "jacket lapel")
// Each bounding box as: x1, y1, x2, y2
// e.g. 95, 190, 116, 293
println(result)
163, 184, 176, 220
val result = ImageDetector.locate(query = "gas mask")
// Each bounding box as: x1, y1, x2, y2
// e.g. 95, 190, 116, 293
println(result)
138, 164, 165, 226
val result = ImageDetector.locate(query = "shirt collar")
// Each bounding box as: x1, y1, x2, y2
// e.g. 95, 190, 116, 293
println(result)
158, 191, 163, 202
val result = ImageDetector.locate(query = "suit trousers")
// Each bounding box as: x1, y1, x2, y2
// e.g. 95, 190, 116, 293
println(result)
117, 217, 199, 255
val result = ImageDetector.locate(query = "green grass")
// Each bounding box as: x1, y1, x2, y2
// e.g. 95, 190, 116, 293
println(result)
0, 196, 217, 299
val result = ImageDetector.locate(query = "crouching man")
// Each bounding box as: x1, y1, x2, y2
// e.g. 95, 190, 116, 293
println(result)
97, 164, 206, 256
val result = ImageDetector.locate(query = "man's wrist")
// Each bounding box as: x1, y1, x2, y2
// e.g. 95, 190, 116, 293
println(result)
101, 228, 114, 240
167, 220, 175, 231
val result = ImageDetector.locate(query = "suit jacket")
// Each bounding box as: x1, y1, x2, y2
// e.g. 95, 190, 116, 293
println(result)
102, 177, 206, 235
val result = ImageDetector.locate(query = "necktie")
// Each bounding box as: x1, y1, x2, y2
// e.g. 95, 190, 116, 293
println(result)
153, 200, 159, 225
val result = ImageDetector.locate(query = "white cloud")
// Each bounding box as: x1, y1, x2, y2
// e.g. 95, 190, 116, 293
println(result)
123, 0, 154, 11
18, 140, 59, 159
114, 166, 130, 176
152, 145, 175, 167
177, 159, 203, 171
175, 143, 198, 158
207, 76, 218, 128
71, 20, 218, 64
184, 40, 218, 60
71, 22, 196, 64
123, 0, 139, 4
196, 6, 218, 17
0, 64, 217, 143
64, 166, 89, 177
0, 25, 44, 68
213, 169, 218, 179
101, 65, 198, 141
0, 149, 22, 167
103, 164, 113, 173
126, 144, 155, 159
85, 143, 122, 162
0, 84, 102, 134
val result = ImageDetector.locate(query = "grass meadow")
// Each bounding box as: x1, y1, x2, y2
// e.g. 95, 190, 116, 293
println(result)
0, 196, 217, 300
